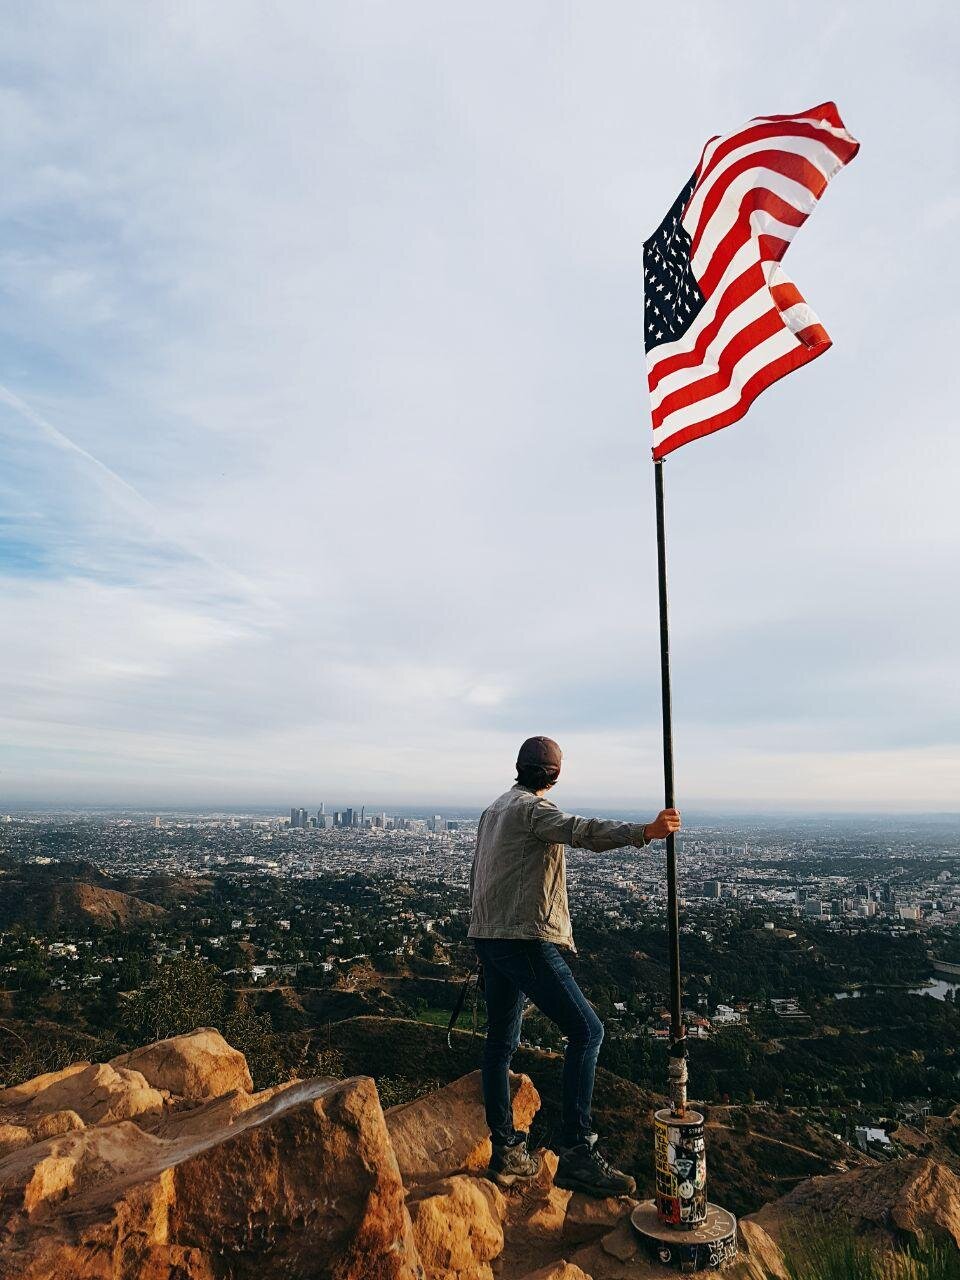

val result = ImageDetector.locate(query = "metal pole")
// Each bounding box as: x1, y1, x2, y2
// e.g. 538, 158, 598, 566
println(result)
654, 458, 687, 1117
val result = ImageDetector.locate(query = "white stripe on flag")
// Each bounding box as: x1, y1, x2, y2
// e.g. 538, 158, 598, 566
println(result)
648, 289, 773, 413
646, 242, 757, 373
779, 301, 820, 334
683, 134, 834, 237
689, 168, 819, 277
651, 327, 798, 446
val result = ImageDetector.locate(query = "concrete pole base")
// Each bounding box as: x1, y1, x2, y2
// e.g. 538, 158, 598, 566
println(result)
630, 1200, 738, 1272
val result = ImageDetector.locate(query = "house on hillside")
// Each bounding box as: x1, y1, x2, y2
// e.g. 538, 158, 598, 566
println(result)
854, 1127, 895, 1159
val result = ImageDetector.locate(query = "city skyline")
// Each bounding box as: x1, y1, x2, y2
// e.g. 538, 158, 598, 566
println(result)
0, 5, 958, 809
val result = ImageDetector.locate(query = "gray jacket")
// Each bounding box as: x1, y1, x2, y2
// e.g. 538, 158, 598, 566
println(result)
468, 784, 649, 952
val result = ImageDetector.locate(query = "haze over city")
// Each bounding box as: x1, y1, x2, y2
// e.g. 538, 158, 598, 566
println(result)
1, 3, 957, 810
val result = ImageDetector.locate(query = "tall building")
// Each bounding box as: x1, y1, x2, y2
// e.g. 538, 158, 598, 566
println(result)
290, 807, 299, 828
702, 880, 722, 899
344, 808, 355, 828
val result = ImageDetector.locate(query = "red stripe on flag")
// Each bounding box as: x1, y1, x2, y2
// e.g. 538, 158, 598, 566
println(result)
689, 150, 827, 260
696, 190, 806, 298
758, 234, 791, 262
691, 120, 859, 201
647, 263, 765, 394
794, 323, 830, 348
652, 341, 829, 460
757, 101, 847, 129
650, 310, 783, 430
769, 281, 805, 310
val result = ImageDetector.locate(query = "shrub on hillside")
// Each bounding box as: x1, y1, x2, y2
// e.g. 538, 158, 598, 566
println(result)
121, 956, 312, 1089
783, 1216, 960, 1279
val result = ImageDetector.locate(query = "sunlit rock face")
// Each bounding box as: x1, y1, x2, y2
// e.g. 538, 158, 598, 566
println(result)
1, 1027, 947, 1280
0, 1030, 420, 1280
109, 1027, 254, 1100
750, 1154, 960, 1252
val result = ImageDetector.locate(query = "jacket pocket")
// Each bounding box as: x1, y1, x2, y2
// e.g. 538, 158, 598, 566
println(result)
542, 859, 566, 923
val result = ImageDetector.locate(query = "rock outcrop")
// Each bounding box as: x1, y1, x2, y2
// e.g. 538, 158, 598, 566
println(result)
0, 1032, 420, 1280
3, 1027, 956, 1278
109, 1027, 254, 1100
0, 1059, 164, 1126
386, 1068, 540, 1185
408, 1175, 506, 1280
750, 1153, 960, 1252
51, 880, 169, 927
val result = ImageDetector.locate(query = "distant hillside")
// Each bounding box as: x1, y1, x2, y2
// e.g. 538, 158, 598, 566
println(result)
893, 1104, 960, 1176
49, 882, 167, 928
0, 861, 166, 930
0, 856, 113, 888
299, 987, 414, 1023
316, 1013, 864, 1216
114, 872, 215, 908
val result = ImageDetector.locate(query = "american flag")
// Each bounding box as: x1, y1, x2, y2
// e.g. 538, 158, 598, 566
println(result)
645, 102, 859, 459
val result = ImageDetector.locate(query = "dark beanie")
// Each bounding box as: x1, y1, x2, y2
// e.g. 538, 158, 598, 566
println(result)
516, 735, 562, 780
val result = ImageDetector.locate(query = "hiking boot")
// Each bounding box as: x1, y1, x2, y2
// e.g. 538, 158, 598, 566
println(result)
555, 1133, 636, 1197
488, 1132, 542, 1187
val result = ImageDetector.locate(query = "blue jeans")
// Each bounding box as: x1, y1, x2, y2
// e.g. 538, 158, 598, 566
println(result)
474, 938, 604, 1147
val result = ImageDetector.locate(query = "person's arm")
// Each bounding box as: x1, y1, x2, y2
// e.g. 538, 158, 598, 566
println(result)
529, 798, 681, 852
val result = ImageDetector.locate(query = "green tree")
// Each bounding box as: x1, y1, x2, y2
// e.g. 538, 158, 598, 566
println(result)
221, 991, 284, 1087
122, 956, 227, 1044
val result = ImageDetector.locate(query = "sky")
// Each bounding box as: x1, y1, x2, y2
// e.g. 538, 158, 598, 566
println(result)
0, 2, 958, 813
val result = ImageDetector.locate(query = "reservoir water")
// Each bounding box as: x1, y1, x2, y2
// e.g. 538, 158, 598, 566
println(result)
835, 979, 960, 1002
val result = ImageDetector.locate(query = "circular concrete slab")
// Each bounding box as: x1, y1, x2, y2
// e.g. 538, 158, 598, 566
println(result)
630, 1199, 738, 1272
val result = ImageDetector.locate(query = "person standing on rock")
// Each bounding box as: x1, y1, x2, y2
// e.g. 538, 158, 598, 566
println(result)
468, 735, 681, 1196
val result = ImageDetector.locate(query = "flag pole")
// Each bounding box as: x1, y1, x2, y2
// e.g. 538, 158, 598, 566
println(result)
653, 457, 687, 1118
630, 457, 737, 1266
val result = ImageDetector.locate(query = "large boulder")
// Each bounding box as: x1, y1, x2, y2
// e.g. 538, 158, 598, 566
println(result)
0, 1061, 90, 1107
408, 1174, 505, 1280
750, 1154, 960, 1251
734, 1218, 790, 1280
0, 1125, 32, 1158
0, 1074, 422, 1280
386, 1069, 540, 1184
0, 1061, 164, 1126
508, 1149, 571, 1238
31, 1110, 85, 1141
517, 1265, 592, 1280
109, 1027, 253, 1100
